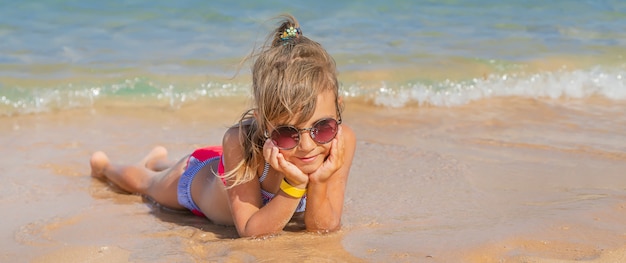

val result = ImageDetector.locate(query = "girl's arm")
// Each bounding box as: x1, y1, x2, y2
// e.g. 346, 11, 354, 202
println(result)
304, 125, 356, 232
222, 124, 357, 237
222, 127, 303, 237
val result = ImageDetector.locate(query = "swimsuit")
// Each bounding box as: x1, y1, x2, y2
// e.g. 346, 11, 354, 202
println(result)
177, 146, 224, 217
177, 146, 306, 217
259, 163, 307, 213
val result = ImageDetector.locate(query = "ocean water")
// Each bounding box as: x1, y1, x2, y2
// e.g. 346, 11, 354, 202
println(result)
1, 0, 625, 116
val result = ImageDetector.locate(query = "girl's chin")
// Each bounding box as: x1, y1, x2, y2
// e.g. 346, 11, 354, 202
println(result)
294, 161, 324, 174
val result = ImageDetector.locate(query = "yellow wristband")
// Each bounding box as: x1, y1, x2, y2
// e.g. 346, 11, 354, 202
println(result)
280, 179, 306, 198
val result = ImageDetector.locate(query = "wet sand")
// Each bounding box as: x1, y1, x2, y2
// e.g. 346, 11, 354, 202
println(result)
1, 97, 625, 262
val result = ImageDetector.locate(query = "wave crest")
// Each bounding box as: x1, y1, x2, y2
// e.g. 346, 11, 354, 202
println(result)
369, 66, 626, 107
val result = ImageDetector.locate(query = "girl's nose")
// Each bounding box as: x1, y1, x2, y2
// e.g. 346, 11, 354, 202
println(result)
297, 130, 316, 151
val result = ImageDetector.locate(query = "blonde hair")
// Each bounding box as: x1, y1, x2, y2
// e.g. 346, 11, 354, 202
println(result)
223, 14, 340, 187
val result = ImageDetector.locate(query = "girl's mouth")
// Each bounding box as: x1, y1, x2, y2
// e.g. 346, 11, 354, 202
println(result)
297, 155, 318, 163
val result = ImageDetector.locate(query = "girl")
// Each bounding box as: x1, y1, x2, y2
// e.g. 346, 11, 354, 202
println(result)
89, 14, 357, 238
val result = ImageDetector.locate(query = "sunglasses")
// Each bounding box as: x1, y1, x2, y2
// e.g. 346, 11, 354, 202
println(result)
266, 118, 342, 150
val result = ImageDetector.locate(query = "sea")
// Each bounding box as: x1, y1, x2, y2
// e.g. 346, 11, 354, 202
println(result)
1, 0, 625, 115
1, 1, 626, 262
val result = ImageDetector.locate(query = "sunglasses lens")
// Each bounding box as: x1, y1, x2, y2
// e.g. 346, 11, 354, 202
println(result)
270, 119, 340, 149
271, 126, 299, 149
312, 119, 338, 144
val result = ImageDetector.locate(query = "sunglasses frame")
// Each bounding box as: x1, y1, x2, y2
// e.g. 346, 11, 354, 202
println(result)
265, 116, 342, 150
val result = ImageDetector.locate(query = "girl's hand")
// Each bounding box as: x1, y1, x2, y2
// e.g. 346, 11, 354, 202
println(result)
308, 125, 345, 183
263, 139, 309, 188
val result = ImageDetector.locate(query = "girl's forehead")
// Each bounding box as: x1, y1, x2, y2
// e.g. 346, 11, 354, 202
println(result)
269, 91, 337, 127
315, 90, 337, 106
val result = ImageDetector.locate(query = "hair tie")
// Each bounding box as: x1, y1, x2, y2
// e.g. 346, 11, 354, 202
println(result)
280, 26, 302, 42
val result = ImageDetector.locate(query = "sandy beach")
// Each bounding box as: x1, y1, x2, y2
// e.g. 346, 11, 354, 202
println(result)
2, 0, 626, 261
0, 96, 624, 262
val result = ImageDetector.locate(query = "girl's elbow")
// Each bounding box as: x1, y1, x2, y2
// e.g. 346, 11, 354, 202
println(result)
306, 219, 342, 233
237, 228, 281, 238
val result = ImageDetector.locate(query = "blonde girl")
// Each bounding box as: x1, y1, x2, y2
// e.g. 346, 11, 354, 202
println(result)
90, 14, 356, 238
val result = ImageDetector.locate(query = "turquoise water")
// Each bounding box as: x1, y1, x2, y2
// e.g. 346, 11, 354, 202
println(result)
1, 0, 625, 115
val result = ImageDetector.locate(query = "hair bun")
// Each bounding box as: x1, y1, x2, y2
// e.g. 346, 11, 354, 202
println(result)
279, 26, 302, 42
271, 14, 302, 47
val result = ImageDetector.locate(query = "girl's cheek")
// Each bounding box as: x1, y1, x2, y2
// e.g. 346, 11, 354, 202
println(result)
279, 150, 294, 160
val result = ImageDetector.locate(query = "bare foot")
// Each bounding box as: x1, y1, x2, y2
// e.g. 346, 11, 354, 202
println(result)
90, 151, 110, 179
143, 146, 170, 171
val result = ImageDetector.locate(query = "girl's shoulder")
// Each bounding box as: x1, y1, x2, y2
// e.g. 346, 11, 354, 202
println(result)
222, 119, 254, 151
340, 123, 356, 146
223, 125, 245, 148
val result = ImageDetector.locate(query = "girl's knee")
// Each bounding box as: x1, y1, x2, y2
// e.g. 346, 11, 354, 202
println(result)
120, 166, 152, 193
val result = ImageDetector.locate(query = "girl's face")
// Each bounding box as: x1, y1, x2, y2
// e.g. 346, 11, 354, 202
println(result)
276, 90, 339, 174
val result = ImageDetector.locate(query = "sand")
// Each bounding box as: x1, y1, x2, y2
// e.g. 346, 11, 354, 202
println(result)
1, 96, 625, 262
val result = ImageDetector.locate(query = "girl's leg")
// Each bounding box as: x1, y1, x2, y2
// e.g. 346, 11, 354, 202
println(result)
90, 146, 187, 210
143, 146, 176, 172
90, 151, 151, 194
